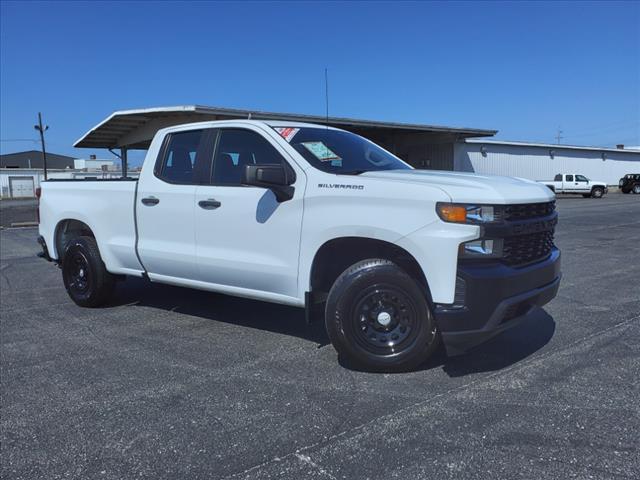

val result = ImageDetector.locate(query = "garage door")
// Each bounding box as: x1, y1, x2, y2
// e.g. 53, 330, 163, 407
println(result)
9, 176, 35, 198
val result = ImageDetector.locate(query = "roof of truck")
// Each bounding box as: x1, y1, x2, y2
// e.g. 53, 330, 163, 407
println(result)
74, 105, 497, 150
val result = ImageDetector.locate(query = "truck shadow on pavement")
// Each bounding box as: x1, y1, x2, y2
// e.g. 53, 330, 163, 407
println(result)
111, 277, 555, 378
437, 309, 555, 377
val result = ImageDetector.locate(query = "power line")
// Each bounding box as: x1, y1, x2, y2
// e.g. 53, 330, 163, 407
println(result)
0, 138, 40, 143
562, 119, 639, 137
555, 127, 563, 144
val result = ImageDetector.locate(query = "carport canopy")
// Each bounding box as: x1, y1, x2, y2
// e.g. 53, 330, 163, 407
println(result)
74, 105, 497, 151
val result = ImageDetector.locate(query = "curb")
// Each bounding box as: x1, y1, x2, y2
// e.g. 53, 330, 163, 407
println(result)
9, 222, 39, 228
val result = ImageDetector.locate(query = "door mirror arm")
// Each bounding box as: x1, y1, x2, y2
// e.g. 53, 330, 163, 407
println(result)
242, 164, 295, 202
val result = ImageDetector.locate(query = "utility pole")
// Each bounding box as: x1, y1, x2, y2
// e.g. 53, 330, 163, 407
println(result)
34, 112, 49, 180
555, 127, 563, 145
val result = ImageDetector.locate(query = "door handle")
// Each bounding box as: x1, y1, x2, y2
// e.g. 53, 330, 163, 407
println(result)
141, 196, 160, 206
198, 199, 222, 210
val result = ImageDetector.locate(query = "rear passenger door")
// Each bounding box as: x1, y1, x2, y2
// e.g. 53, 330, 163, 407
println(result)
136, 129, 214, 280
194, 127, 305, 301
564, 174, 579, 193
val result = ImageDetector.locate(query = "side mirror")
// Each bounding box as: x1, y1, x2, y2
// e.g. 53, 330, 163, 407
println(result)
242, 164, 295, 202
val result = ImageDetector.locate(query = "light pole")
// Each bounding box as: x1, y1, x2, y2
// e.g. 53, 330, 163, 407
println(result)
34, 112, 49, 180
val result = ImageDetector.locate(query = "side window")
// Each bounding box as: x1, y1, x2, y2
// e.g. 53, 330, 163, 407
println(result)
156, 130, 207, 184
554, 174, 562, 181
575, 175, 588, 182
212, 129, 286, 186
565, 174, 574, 182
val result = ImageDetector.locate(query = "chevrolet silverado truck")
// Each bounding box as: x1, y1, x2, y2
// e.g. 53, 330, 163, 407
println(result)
539, 173, 608, 198
38, 120, 561, 371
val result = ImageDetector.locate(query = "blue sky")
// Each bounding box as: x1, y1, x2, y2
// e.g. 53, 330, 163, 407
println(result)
1, 0, 639, 163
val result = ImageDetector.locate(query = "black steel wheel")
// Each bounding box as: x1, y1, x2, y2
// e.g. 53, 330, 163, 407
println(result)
351, 285, 418, 355
65, 249, 92, 295
325, 259, 439, 372
62, 236, 115, 307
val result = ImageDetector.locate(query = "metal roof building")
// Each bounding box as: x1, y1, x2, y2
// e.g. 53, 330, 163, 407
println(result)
455, 140, 640, 186
0, 150, 76, 169
72, 104, 638, 186
74, 105, 497, 174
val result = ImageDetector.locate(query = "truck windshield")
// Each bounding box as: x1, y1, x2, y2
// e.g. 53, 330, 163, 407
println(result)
273, 127, 411, 174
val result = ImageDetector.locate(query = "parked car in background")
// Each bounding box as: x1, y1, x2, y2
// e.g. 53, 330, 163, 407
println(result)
619, 174, 640, 194
539, 173, 608, 198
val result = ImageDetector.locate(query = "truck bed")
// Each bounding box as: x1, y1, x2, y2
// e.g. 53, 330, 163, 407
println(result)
39, 179, 143, 275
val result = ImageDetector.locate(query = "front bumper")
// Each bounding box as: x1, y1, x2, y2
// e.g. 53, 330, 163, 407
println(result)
435, 248, 561, 355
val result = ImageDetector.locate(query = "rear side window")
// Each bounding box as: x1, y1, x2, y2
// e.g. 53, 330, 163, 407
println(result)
566, 174, 574, 181
156, 130, 209, 184
212, 129, 286, 186
554, 174, 562, 181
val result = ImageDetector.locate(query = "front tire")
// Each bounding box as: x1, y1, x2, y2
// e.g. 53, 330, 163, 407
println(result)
591, 187, 604, 198
62, 236, 115, 307
325, 259, 439, 372
633, 185, 640, 194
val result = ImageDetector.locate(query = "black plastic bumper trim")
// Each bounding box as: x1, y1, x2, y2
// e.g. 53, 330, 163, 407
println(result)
36, 235, 53, 262
435, 249, 561, 354
439, 276, 560, 355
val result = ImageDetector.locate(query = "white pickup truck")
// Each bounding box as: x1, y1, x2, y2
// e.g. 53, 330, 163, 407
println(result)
539, 173, 608, 198
38, 120, 561, 371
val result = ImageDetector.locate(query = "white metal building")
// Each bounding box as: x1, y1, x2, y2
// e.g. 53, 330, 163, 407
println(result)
73, 158, 115, 170
454, 140, 640, 186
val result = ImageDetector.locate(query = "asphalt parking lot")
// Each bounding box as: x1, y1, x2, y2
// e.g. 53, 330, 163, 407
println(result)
0, 199, 38, 228
1, 195, 639, 480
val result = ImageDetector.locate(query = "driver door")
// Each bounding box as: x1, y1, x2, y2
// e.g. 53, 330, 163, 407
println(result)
575, 174, 590, 193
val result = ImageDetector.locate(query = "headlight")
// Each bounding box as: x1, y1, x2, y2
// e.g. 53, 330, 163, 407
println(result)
436, 203, 496, 224
459, 238, 503, 258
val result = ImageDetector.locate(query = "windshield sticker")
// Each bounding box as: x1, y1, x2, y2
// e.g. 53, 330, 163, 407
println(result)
301, 141, 341, 162
274, 127, 299, 142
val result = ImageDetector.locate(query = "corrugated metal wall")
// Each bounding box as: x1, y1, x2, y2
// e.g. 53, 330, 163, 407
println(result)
454, 142, 640, 185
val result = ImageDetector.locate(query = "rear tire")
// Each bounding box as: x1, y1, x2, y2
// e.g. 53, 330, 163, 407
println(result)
591, 187, 604, 198
62, 236, 115, 307
325, 259, 439, 372
622, 188, 631, 194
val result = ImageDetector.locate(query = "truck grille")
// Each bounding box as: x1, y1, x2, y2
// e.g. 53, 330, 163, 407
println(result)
502, 201, 555, 221
503, 230, 555, 266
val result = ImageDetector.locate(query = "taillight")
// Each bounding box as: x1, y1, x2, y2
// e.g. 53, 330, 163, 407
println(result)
36, 187, 41, 224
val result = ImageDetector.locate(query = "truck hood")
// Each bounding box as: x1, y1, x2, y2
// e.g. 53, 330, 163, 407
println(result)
361, 170, 555, 204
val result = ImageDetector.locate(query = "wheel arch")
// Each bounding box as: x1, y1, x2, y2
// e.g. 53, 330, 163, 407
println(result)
54, 218, 96, 259
308, 236, 432, 302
